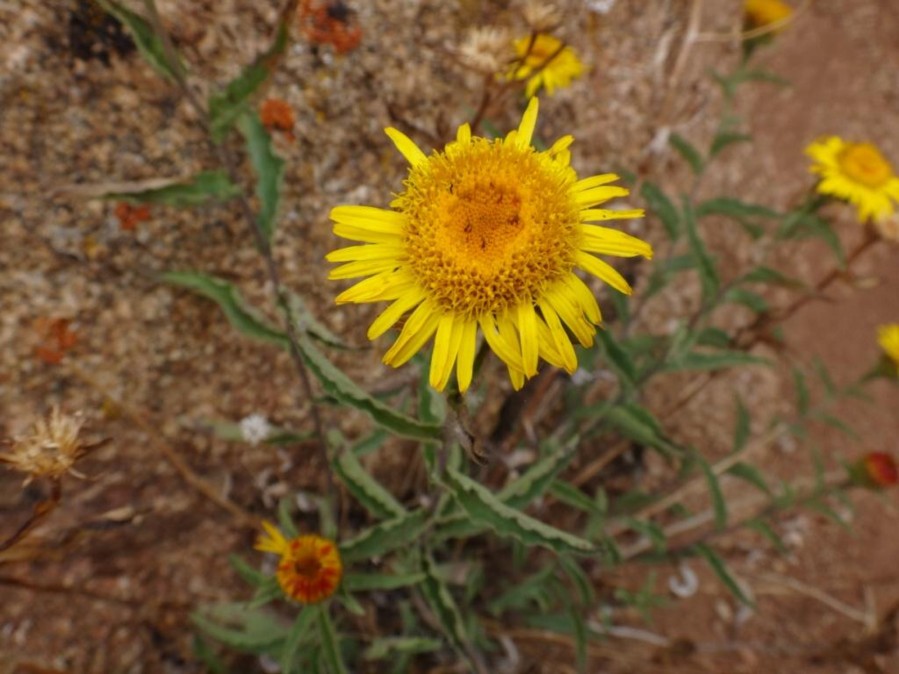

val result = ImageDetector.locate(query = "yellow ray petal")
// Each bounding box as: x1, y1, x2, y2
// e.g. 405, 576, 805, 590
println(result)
480, 314, 524, 374
574, 174, 620, 192
383, 301, 441, 366
574, 186, 630, 207
456, 320, 478, 393
537, 299, 577, 373
576, 252, 633, 295
515, 97, 540, 149
545, 284, 596, 347
561, 274, 602, 325
255, 520, 288, 554
580, 225, 654, 259
456, 123, 472, 145
579, 208, 645, 222
368, 288, 427, 339
335, 271, 414, 304
430, 314, 465, 391
384, 127, 428, 168
516, 302, 539, 377
328, 258, 400, 280
325, 243, 405, 263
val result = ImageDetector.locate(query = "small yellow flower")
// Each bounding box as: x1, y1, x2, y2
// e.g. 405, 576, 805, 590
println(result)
744, 0, 793, 30
806, 137, 899, 223
255, 521, 343, 604
0, 407, 86, 484
878, 324, 899, 375
510, 34, 584, 98
327, 98, 651, 392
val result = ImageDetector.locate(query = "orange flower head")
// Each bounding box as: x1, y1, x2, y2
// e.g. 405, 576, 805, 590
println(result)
863, 452, 899, 488
260, 99, 296, 137
255, 521, 342, 604
114, 202, 151, 231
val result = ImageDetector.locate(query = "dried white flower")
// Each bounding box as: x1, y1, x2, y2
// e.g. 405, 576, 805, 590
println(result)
1, 407, 86, 484
457, 27, 512, 75
239, 414, 272, 446
586, 0, 617, 14
521, 1, 562, 32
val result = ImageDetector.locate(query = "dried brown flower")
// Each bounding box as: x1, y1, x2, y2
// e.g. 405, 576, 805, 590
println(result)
1, 408, 87, 484
521, 0, 562, 33
457, 27, 512, 75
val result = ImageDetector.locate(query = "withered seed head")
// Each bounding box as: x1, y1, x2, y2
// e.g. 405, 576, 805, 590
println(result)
0, 407, 86, 484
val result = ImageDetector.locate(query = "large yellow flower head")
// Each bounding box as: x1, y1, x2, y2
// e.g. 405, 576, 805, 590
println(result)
744, 0, 793, 30
509, 34, 585, 98
806, 136, 899, 223
327, 99, 652, 392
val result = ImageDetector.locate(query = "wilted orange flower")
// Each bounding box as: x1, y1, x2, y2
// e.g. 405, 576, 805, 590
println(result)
255, 521, 342, 604
299, 0, 362, 54
260, 99, 296, 141
849, 452, 899, 489
114, 202, 151, 231
34, 317, 78, 365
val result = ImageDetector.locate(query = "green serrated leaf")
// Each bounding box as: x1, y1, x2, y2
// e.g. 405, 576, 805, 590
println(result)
549, 481, 603, 516
340, 509, 430, 563
192, 602, 289, 654
281, 608, 317, 673
693, 543, 753, 606
809, 410, 860, 440
665, 350, 770, 373
710, 131, 752, 157
237, 112, 285, 243
489, 565, 556, 615
697, 197, 780, 221
104, 170, 241, 206
696, 456, 727, 529
738, 265, 805, 289
97, 0, 183, 81
209, 23, 289, 142
228, 554, 267, 587
727, 462, 771, 496
364, 637, 443, 661
696, 327, 732, 349
333, 449, 406, 519
725, 287, 768, 313
295, 332, 442, 442
498, 438, 579, 509
162, 271, 289, 346
712, 67, 790, 100
792, 367, 810, 415
289, 292, 349, 350
682, 198, 719, 301
669, 133, 704, 174
317, 608, 348, 674
420, 554, 470, 655
732, 396, 750, 453
746, 518, 788, 554
342, 571, 427, 592
622, 518, 667, 552
558, 554, 595, 605
445, 466, 597, 555
778, 212, 845, 265
640, 182, 680, 239
192, 635, 229, 674
597, 330, 637, 389
604, 404, 680, 457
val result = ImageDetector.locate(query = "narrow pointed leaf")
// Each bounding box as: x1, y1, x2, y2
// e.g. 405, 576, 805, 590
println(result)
339, 509, 430, 563
237, 111, 285, 243
97, 0, 183, 81
333, 449, 406, 519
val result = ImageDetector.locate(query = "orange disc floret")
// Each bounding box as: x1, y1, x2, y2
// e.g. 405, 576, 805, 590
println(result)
299, 0, 362, 54
255, 521, 342, 604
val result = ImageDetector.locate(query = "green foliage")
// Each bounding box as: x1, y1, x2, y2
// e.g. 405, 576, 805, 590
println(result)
237, 111, 285, 244
193, 603, 290, 654
340, 509, 431, 563
98, 0, 183, 81
693, 544, 754, 606
640, 182, 680, 239
102, 171, 241, 206
669, 133, 705, 175
681, 198, 719, 302
603, 403, 680, 457
333, 447, 407, 519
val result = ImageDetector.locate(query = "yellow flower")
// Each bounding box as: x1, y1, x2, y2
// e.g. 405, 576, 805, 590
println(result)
327, 99, 651, 392
509, 34, 584, 98
878, 324, 899, 375
806, 137, 899, 223
744, 0, 793, 30
255, 521, 343, 604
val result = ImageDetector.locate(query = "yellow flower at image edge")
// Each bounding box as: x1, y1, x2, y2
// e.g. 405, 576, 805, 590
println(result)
878, 324, 899, 374
744, 0, 793, 29
327, 98, 652, 392
255, 521, 342, 604
510, 34, 584, 98
806, 136, 899, 223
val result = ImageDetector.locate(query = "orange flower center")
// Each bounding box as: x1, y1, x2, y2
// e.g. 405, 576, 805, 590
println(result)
293, 554, 323, 578
839, 143, 894, 189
